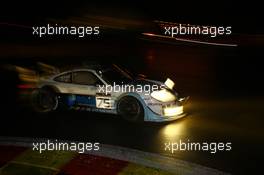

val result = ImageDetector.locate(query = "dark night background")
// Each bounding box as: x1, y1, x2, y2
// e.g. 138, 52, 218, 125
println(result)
0, 1, 263, 174
1, 0, 263, 97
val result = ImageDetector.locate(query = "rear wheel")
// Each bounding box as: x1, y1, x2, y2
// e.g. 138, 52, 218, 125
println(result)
117, 96, 144, 122
31, 88, 59, 113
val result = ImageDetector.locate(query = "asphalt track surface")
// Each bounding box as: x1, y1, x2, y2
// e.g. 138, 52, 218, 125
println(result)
0, 94, 263, 175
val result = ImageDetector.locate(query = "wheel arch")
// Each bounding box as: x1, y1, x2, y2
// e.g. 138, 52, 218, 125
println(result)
116, 92, 146, 107
116, 92, 147, 120
40, 85, 60, 93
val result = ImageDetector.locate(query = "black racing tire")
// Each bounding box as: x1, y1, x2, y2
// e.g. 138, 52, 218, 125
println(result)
31, 87, 59, 113
117, 96, 144, 122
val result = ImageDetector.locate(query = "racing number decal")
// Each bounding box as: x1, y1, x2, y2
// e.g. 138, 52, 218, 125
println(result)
96, 96, 113, 109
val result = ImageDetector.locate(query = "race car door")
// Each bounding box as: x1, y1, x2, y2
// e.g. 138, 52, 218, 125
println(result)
70, 70, 103, 108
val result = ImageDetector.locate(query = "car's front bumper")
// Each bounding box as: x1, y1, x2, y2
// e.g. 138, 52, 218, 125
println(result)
151, 113, 187, 122
144, 104, 187, 122
144, 96, 189, 122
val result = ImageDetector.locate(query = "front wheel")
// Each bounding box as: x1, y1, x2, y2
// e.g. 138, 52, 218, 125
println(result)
117, 96, 144, 122
31, 88, 59, 113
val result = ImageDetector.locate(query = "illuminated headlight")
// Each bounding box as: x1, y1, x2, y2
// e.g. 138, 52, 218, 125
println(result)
150, 89, 176, 102
164, 78, 175, 90
163, 106, 183, 117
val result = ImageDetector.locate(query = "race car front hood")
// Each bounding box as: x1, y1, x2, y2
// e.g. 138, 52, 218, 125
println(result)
133, 78, 178, 102
132, 78, 164, 87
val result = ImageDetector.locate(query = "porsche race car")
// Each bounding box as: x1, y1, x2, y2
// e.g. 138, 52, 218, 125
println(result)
32, 64, 188, 122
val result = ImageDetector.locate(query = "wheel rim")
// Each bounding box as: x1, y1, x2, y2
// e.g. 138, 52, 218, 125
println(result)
37, 90, 58, 111
118, 97, 141, 120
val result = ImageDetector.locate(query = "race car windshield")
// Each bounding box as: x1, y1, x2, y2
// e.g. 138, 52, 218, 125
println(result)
99, 65, 133, 85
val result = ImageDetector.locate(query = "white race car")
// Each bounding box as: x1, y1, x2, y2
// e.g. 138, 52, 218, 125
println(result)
32, 64, 188, 122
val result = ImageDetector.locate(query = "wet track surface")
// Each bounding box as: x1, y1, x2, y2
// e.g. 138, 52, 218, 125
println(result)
1, 96, 264, 174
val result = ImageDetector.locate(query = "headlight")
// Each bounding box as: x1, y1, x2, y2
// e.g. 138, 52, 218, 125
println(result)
150, 89, 176, 102
163, 106, 183, 116
164, 78, 175, 90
